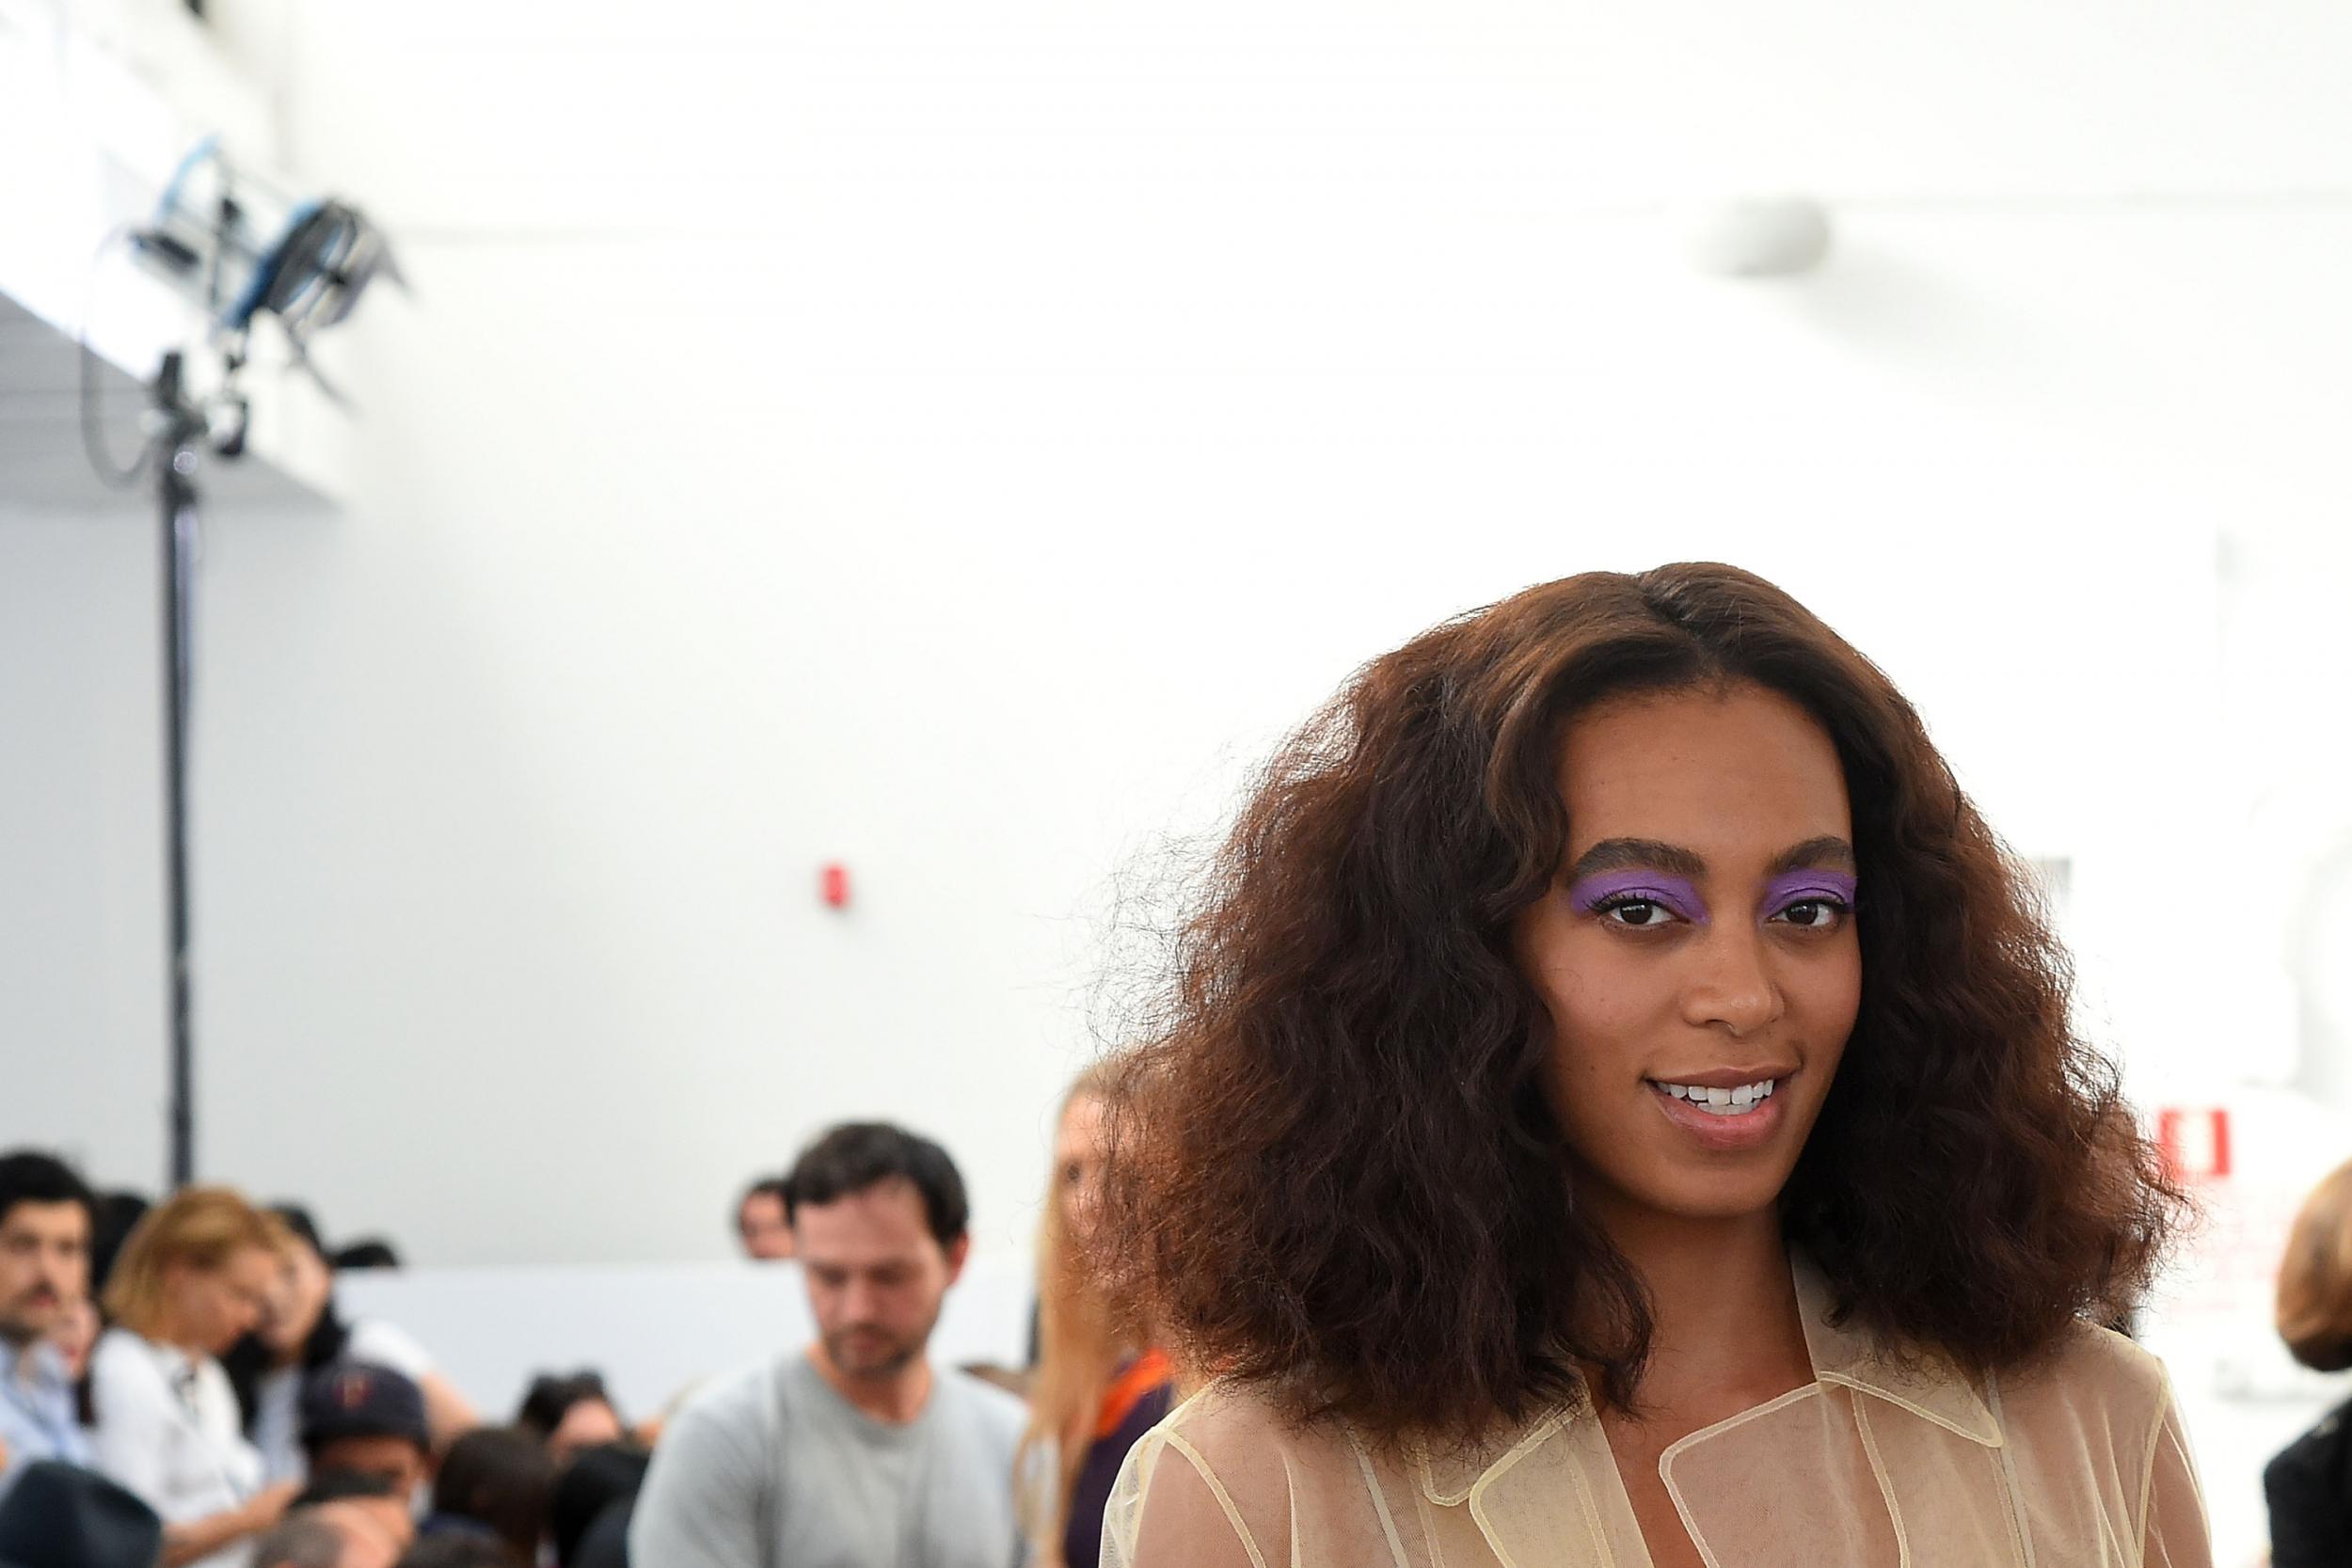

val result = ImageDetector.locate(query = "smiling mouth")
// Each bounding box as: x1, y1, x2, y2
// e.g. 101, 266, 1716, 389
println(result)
1649, 1076, 1779, 1117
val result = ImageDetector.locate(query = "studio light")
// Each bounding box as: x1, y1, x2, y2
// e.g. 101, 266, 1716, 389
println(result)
127, 135, 402, 406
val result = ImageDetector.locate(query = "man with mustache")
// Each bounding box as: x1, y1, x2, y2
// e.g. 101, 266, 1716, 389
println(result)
0, 1150, 97, 1500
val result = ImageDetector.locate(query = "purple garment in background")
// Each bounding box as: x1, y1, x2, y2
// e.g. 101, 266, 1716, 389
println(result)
1068, 1381, 1174, 1568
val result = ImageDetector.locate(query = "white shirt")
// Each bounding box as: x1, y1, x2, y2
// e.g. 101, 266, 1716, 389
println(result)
90, 1327, 266, 1568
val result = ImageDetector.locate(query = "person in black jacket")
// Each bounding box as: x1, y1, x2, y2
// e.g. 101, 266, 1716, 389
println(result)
2267, 1155, 2352, 1566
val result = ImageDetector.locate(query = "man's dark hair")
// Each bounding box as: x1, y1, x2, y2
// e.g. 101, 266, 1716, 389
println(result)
515, 1370, 617, 1439
786, 1123, 969, 1246
737, 1174, 791, 1216
250, 1513, 343, 1568
432, 1426, 555, 1561
0, 1151, 95, 1232
396, 1536, 516, 1568
333, 1238, 403, 1270
290, 1468, 400, 1511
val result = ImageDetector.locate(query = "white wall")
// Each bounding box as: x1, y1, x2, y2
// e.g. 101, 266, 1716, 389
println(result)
335, 1258, 1036, 1423
5, 0, 2343, 1243
0, 503, 172, 1183
8, 6, 2352, 1555
10, 0, 2349, 1250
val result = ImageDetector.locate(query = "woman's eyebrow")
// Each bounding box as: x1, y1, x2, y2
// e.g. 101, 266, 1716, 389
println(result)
1767, 836, 1856, 877
1565, 838, 1706, 881
1565, 835, 1856, 882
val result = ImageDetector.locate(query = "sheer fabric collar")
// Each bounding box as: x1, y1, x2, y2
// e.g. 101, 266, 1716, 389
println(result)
1410, 1252, 2000, 1508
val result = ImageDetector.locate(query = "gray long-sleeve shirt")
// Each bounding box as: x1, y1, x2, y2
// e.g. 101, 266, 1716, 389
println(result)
630, 1352, 1026, 1568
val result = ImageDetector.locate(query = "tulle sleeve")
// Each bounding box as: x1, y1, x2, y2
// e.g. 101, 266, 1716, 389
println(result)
1100, 1413, 1268, 1568
2137, 1377, 2212, 1568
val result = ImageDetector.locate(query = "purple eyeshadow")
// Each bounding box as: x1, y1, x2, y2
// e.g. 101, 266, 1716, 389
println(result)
1567, 871, 1708, 924
1765, 869, 1858, 911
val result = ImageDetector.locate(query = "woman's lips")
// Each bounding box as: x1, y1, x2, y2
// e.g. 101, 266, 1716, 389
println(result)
1645, 1074, 1793, 1151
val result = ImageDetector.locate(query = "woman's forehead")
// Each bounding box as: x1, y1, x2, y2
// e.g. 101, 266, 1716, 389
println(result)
1558, 685, 1851, 854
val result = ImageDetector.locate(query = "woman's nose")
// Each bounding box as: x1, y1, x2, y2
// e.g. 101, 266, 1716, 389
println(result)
1680, 926, 1784, 1037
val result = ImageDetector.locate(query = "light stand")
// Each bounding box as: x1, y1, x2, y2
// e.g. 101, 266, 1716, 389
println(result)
87, 135, 393, 1188
152, 350, 210, 1186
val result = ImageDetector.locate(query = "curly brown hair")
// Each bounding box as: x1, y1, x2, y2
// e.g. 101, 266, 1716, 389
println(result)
1102, 562, 2181, 1445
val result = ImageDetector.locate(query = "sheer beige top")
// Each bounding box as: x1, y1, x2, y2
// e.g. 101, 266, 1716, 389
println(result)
1103, 1259, 2207, 1568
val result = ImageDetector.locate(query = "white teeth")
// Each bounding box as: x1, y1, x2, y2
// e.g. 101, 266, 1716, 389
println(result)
1654, 1078, 1778, 1117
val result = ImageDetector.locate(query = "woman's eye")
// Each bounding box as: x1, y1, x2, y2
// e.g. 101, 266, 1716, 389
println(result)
1602, 899, 1671, 927
1774, 898, 1849, 929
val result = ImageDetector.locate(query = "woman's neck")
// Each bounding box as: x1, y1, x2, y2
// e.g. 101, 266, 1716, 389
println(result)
1597, 1201, 1811, 1424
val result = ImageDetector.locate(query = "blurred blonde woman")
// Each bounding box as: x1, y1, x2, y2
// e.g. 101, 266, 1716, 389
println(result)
90, 1187, 300, 1568
2266, 1155, 2352, 1566
1020, 1064, 1176, 1568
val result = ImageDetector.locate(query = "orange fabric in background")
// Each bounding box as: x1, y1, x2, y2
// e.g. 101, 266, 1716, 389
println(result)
1094, 1350, 1174, 1441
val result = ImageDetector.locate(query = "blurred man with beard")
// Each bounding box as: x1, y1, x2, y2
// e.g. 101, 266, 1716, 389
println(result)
0, 1151, 96, 1499
633, 1123, 1024, 1568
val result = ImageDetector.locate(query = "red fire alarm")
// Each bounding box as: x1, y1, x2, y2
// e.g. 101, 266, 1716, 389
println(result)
819, 863, 851, 910
2155, 1107, 2231, 1180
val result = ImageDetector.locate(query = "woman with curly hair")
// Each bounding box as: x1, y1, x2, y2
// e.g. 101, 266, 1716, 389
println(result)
1100, 563, 2205, 1568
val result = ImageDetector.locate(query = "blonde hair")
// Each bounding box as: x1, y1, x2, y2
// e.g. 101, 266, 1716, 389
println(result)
2279, 1156, 2352, 1372
102, 1186, 285, 1339
1017, 1062, 1136, 1566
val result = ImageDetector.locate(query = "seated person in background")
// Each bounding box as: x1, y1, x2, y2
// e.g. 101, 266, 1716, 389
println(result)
632, 1121, 1025, 1568
287, 1476, 416, 1560
0, 1458, 165, 1568
88, 1192, 151, 1300
516, 1370, 626, 1466
229, 1206, 477, 1481
735, 1177, 794, 1261
0, 1150, 97, 1497
252, 1489, 414, 1568
566, 1504, 630, 1568
251, 1513, 345, 1568
422, 1425, 554, 1565
395, 1536, 515, 1568
49, 1292, 100, 1380
2266, 1154, 2352, 1567
1019, 1065, 1175, 1568
302, 1362, 436, 1510
89, 1186, 300, 1566
332, 1242, 402, 1272
550, 1441, 650, 1568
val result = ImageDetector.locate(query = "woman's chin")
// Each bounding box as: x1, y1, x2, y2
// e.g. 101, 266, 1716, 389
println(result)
1617, 1165, 1797, 1227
